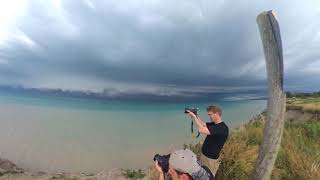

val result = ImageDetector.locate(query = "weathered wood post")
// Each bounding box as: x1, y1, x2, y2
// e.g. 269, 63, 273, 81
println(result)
252, 10, 286, 180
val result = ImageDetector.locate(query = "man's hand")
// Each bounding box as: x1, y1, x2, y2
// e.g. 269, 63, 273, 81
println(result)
155, 160, 163, 173
155, 161, 165, 180
169, 165, 179, 180
186, 110, 210, 135
186, 110, 197, 119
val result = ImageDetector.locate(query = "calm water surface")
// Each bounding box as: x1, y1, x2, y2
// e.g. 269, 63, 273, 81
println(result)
0, 92, 266, 172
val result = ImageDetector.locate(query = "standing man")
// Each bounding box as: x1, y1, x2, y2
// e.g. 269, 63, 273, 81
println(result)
186, 105, 229, 174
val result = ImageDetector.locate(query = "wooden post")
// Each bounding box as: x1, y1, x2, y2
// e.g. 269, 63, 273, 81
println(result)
252, 10, 286, 180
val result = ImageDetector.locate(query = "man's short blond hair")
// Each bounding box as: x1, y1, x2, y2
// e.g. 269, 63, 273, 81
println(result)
206, 105, 222, 116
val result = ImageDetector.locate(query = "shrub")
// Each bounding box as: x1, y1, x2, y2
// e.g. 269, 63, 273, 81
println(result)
121, 169, 145, 180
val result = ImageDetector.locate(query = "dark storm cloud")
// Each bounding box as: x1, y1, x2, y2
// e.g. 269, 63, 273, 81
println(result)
0, 0, 319, 99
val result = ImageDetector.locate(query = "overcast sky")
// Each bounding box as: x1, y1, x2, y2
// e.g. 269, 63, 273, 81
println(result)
0, 0, 319, 100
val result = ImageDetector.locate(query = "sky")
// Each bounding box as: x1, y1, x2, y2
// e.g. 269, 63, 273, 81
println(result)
0, 0, 319, 100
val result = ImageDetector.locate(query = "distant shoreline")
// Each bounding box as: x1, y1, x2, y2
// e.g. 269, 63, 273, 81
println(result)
0, 84, 268, 103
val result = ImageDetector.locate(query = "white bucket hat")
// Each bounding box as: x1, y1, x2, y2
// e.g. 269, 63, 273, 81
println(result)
169, 148, 202, 175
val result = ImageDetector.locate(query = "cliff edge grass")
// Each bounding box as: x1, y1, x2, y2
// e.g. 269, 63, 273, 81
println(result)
146, 93, 320, 180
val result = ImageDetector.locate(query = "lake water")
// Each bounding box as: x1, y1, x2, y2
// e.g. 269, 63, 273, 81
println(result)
0, 92, 266, 173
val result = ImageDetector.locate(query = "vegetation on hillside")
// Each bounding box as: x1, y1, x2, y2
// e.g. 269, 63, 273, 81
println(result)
121, 169, 145, 180
216, 94, 319, 180
286, 91, 320, 113
215, 119, 320, 180
146, 94, 320, 180
286, 91, 320, 98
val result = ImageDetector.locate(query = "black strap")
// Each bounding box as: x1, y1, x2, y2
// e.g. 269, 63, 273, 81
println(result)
201, 165, 215, 180
191, 116, 200, 138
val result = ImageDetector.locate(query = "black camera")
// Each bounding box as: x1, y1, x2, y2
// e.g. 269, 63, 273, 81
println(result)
184, 107, 198, 115
153, 154, 170, 173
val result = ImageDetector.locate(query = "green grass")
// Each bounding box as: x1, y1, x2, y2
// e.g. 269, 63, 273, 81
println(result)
0, 170, 20, 177
144, 95, 320, 179
286, 91, 320, 99
146, 116, 319, 179
64, 177, 80, 180
183, 142, 202, 159
215, 120, 320, 180
49, 175, 80, 180
286, 95, 320, 113
178, 118, 320, 180
121, 169, 146, 180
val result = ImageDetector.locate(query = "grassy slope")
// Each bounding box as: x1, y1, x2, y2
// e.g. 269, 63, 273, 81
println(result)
145, 95, 320, 180
215, 119, 320, 180
286, 94, 320, 113
215, 95, 320, 180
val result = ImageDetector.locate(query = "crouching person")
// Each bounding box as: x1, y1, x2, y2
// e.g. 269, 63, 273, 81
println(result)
154, 148, 214, 180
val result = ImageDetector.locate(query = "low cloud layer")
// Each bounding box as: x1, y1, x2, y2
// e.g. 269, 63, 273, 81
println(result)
0, 0, 319, 99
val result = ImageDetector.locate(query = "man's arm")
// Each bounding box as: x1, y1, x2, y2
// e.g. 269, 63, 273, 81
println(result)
187, 111, 210, 135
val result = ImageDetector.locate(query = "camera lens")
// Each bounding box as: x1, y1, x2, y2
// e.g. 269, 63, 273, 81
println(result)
153, 154, 160, 161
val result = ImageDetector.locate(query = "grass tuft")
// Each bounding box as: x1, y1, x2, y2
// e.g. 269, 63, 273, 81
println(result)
121, 169, 145, 179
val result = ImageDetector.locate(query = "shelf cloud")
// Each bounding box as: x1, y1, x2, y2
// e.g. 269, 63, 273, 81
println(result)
0, 0, 319, 99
